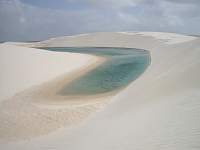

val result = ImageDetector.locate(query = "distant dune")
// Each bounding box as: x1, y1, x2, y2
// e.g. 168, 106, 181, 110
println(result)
0, 32, 200, 150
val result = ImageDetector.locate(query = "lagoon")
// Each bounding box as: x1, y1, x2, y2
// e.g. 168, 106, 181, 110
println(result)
41, 47, 150, 96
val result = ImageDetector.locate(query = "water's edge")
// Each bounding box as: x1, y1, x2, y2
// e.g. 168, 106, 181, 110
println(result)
40, 47, 151, 96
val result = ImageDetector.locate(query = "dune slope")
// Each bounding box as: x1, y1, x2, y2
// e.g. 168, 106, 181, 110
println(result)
0, 44, 97, 101
1, 32, 200, 150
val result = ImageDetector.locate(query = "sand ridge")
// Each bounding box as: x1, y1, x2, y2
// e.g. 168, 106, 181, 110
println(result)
0, 44, 109, 140
0, 32, 200, 150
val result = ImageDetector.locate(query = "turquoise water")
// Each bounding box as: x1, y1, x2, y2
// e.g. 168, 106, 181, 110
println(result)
41, 47, 150, 95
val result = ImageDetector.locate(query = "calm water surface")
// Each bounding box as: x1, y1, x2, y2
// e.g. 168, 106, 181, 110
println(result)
41, 47, 151, 95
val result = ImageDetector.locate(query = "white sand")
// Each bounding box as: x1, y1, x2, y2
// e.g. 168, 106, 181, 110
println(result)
1, 32, 200, 149
138, 32, 197, 44
0, 44, 98, 101
117, 31, 197, 44
0, 43, 105, 140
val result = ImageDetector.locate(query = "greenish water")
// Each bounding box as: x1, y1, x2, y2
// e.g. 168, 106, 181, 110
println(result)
41, 47, 150, 95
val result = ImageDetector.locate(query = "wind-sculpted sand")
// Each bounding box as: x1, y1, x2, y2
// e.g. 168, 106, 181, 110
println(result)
0, 44, 107, 140
0, 45, 149, 140
0, 32, 200, 150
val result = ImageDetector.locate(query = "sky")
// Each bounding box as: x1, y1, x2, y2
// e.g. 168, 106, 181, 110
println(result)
0, 0, 200, 41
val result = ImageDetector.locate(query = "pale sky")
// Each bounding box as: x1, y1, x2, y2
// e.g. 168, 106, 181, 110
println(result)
0, 0, 200, 41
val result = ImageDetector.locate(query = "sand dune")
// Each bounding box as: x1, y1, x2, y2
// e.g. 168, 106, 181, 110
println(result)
0, 32, 200, 149
0, 44, 103, 140
0, 44, 98, 101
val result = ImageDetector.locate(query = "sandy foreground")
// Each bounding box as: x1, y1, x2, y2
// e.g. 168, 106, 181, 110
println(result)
0, 32, 200, 149
0, 43, 106, 140
0, 44, 99, 101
